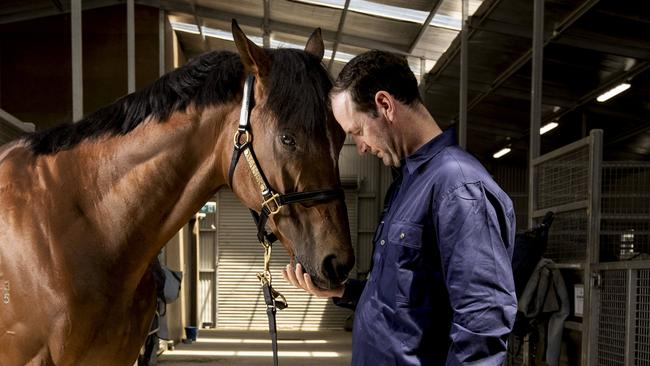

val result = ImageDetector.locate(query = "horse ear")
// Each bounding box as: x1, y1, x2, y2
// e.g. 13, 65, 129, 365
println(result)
304, 28, 324, 61
232, 19, 270, 78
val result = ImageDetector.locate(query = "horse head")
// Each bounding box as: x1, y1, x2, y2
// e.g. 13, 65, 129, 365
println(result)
227, 21, 354, 289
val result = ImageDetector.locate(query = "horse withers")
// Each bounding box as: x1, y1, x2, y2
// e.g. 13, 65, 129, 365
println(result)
0, 21, 354, 365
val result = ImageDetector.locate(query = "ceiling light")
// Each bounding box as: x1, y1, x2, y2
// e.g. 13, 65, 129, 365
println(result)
596, 83, 631, 102
540, 122, 558, 135
493, 147, 511, 159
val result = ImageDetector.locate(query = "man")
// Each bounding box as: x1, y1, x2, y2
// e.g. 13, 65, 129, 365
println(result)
282, 50, 517, 365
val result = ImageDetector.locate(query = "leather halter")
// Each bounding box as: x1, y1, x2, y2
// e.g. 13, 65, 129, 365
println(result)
228, 75, 344, 244
227, 75, 344, 366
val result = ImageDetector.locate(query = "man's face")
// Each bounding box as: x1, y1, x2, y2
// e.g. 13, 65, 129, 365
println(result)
330, 91, 400, 167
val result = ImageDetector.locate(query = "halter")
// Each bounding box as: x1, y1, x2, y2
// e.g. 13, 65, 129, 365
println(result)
227, 75, 344, 366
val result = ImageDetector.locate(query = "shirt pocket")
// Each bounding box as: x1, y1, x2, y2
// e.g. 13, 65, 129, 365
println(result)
388, 221, 425, 305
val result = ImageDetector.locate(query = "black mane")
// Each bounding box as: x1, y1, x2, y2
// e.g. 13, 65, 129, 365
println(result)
25, 48, 331, 155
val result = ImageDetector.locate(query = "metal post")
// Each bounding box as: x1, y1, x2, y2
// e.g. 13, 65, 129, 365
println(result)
528, 0, 544, 229
71, 0, 83, 122
458, 0, 468, 149
585, 129, 603, 366
127, 0, 135, 93
159, 9, 165, 77
263, 0, 271, 48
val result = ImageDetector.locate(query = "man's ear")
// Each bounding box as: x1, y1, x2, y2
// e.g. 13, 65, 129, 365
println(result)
304, 28, 324, 61
232, 19, 271, 78
375, 91, 395, 122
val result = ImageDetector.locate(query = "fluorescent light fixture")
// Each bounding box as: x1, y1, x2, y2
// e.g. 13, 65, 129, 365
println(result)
596, 83, 631, 102
493, 147, 511, 159
540, 122, 558, 135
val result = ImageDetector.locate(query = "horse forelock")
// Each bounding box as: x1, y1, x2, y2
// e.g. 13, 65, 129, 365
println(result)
264, 49, 333, 141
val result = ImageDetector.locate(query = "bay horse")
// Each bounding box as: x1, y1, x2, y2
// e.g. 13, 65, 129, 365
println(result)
0, 21, 354, 365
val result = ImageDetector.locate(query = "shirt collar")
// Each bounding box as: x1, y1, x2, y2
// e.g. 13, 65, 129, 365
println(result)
403, 128, 457, 175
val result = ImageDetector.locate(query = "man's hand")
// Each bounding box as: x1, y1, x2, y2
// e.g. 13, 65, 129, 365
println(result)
281, 262, 345, 298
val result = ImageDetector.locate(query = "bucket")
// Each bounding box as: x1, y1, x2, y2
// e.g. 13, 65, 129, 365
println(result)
184, 326, 198, 343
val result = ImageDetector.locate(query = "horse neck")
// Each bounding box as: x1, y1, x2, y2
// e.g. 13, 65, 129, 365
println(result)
51, 103, 238, 285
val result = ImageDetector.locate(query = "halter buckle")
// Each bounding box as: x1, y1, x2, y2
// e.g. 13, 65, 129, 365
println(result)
233, 129, 251, 149
262, 193, 282, 215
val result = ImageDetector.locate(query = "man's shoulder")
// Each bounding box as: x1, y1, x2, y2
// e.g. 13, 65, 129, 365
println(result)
425, 146, 505, 200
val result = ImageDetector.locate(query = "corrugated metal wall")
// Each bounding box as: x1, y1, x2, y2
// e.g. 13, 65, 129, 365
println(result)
213, 189, 357, 330
339, 138, 391, 276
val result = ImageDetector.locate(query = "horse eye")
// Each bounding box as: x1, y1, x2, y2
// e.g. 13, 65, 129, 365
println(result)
280, 135, 296, 147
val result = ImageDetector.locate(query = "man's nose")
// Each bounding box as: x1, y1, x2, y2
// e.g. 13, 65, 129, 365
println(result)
354, 138, 368, 154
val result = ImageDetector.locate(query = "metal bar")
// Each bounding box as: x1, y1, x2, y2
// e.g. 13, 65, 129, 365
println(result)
592, 260, 650, 271
458, 0, 600, 118
458, 0, 468, 149
584, 128, 603, 366
140, 0, 413, 57
544, 62, 650, 123
426, 0, 504, 86
407, 0, 443, 54
159, 9, 165, 76
528, 0, 543, 229
531, 135, 590, 165
71, 0, 83, 122
624, 269, 636, 366
420, 58, 426, 84
263, 0, 271, 48
127, 0, 136, 93
531, 200, 588, 218
530, 0, 543, 159
187, 0, 207, 51
328, 0, 351, 71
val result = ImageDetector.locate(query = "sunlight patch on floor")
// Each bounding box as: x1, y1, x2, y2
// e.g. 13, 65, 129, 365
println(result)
195, 338, 328, 344
164, 350, 339, 358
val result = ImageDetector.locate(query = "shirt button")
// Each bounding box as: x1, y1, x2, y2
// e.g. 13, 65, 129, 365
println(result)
380, 239, 385, 246
400, 233, 405, 239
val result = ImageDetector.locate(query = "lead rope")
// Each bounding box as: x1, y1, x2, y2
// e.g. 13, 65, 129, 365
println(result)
256, 238, 287, 366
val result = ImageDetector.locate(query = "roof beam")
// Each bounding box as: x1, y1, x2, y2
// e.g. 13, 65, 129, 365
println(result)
140, 0, 413, 56
426, 0, 504, 84
451, 0, 600, 119
407, 0, 443, 54
328, 0, 351, 71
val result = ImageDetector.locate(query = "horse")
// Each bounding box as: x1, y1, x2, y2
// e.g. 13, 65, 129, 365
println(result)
0, 20, 354, 365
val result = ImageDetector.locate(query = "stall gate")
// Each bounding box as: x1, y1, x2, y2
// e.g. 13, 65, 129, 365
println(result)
506, 130, 650, 366
196, 188, 358, 330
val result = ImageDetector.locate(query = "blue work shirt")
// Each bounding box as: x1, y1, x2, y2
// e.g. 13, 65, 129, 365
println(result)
337, 129, 517, 365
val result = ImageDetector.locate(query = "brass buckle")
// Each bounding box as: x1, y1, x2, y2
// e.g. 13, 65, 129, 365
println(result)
233, 130, 251, 148
262, 193, 282, 215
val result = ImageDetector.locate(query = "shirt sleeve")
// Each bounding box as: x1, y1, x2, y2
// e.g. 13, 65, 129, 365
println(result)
332, 278, 366, 311
435, 182, 517, 366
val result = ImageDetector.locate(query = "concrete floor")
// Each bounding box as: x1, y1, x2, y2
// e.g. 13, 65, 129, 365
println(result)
156, 329, 352, 366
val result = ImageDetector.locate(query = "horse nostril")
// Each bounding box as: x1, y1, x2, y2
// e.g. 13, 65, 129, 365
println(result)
322, 254, 351, 284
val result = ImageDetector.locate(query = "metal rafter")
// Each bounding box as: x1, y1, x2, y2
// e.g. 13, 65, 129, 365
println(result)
451, 0, 600, 120
141, 0, 416, 57
407, 0, 442, 54
426, 0, 504, 86
328, 0, 350, 71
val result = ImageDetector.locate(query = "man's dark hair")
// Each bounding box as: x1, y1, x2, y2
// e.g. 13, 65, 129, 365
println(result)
332, 50, 422, 116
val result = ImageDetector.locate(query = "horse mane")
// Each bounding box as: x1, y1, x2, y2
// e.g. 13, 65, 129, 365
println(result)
24, 48, 331, 155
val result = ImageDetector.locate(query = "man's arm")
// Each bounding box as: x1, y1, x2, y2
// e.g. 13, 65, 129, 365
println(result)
435, 182, 517, 366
